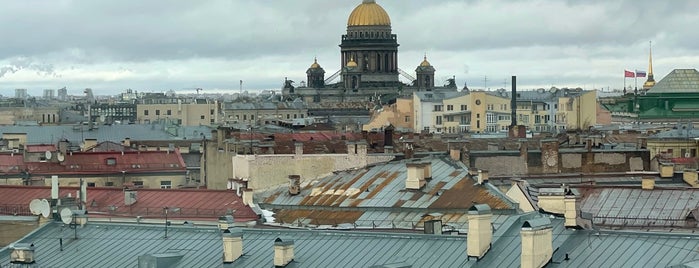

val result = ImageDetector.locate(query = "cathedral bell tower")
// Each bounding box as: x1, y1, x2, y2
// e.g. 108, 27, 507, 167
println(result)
306, 58, 325, 88
415, 56, 435, 91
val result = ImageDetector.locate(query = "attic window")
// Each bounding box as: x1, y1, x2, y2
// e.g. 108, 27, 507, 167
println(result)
106, 158, 117, 166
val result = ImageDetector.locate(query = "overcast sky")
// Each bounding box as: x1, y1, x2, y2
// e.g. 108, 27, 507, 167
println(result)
1, 0, 698, 96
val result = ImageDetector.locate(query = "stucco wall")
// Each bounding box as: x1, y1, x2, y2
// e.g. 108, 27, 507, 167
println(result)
473, 155, 528, 176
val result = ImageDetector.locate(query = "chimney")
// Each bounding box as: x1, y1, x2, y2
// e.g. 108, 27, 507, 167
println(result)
660, 163, 675, 178
274, 237, 295, 267
519, 139, 528, 159
384, 146, 393, 154
51, 175, 59, 199
82, 138, 97, 151
288, 175, 301, 195
405, 162, 426, 190
564, 194, 578, 228
356, 141, 368, 156
10, 243, 35, 264
511, 75, 517, 127
123, 138, 131, 147
80, 179, 87, 206
684, 169, 698, 187
294, 142, 303, 157
346, 142, 356, 155
74, 210, 88, 227
222, 228, 243, 263
218, 215, 235, 231
477, 170, 489, 184
642, 176, 655, 190
423, 161, 432, 180
124, 189, 137, 206
242, 188, 254, 206
450, 148, 461, 161
467, 204, 493, 260
520, 217, 553, 268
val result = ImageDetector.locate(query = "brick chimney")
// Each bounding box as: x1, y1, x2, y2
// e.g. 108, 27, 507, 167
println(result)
222, 228, 243, 263
274, 237, 294, 267
467, 204, 492, 260
405, 162, 427, 190
520, 217, 553, 268
477, 170, 489, 184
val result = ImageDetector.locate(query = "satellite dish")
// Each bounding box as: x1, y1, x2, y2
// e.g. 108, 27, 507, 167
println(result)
45, 151, 52, 160
57, 152, 65, 162
29, 199, 42, 215
60, 207, 73, 224
40, 199, 51, 218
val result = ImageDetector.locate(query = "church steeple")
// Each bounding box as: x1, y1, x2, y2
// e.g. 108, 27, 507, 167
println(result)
643, 41, 656, 90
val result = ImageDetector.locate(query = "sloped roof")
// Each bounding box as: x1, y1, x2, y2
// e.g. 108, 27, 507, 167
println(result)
579, 187, 699, 228
0, 150, 186, 176
262, 157, 516, 229
647, 69, 699, 94
0, 124, 212, 145
0, 185, 257, 221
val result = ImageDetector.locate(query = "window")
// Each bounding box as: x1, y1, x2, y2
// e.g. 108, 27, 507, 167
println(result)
105, 182, 114, 187
243, 115, 247, 120
160, 181, 172, 189
486, 113, 496, 124
251, 115, 255, 120
405, 116, 410, 122
487, 104, 494, 111
423, 126, 430, 132
134, 181, 144, 187
106, 158, 117, 166
460, 105, 467, 111
200, 115, 205, 119
156, 110, 160, 116
460, 116, 469, 125
166, 110, 172, 115
535, 115, 541, 124
87, 182, 96, 187
436, 116, 443, 125
446, 105, 454, 111
144, 110, 149, 116
210, 109, 215, 115
287, 114, 290, 119
434, 105, 443, 112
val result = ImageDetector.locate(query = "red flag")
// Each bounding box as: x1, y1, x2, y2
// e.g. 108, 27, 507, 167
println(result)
624, 70, 635, 78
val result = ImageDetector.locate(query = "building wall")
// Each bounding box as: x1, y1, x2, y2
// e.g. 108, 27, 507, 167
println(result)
363, 98, 413, 131
224, 107, 308, 126
647, 140, 699, 158
229, 152, 394, 191
137, 102, 218, 126
0, 107, 61, 125
0, 173, 186, 188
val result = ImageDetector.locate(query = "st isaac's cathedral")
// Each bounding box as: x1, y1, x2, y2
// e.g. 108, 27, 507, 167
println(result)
282, 0, 458, 104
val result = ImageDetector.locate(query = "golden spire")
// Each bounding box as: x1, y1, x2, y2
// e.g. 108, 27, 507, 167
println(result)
643, 41, 656, 90
648, 41, 653, 75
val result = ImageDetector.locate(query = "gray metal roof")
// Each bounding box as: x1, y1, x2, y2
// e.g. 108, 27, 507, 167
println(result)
647, 69, 699, 94
648, 123, 699, 139
579, 187, 699, 228
4, 214, 698, 267
550, 231, 699, 268
0, 124, 212, 144
0, 222, 471, 268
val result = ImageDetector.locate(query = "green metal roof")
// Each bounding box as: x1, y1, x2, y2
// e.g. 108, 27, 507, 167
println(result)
647, 69, 699, 94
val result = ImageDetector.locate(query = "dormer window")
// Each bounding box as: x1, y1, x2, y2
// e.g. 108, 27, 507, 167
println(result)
106, 158, 117, 166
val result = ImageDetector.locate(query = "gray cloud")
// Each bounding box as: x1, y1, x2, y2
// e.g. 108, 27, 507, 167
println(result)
0, 0, 697, 95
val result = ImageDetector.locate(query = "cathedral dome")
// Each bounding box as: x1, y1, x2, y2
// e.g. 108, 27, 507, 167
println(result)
310, 58, 321, 69
347, 0, 391, 27
420, 56, 431, 67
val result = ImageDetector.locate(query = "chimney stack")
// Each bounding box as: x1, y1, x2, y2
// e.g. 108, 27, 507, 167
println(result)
347, 142, 356, 155
51, 175, 59, 199
642, 176, 655, 190
467, 204, 493, 260
218, 215, 235, 231
222, 229, 243, 263
274, 238, 295, 267
477, 170, 489, 184
242, 188, 254, 206
405, 162, 427, 190
294, 142, 303, 157
288, 175, 301, 195
80, 179, 87, 206
520, 217, 553, 268
660, 163, 675, 178
564, 194, 578, 228
124, 189, 137, 206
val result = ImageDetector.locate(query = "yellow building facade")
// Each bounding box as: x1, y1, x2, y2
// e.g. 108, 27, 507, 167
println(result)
137, 101, 218, 126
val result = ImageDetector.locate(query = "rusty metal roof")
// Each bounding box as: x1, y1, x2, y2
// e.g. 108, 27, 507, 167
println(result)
0, 185, 257, 221
261, 156, 516, 229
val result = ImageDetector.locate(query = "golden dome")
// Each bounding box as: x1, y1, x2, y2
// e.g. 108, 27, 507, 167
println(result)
347, 0, 391, 27
346, 57, 358, 68
420, 56, 431, 67
310, 58, 321, 69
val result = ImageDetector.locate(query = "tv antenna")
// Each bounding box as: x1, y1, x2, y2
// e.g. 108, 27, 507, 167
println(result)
56, 152, 65, 162
44, 151, 52, 160
60, 207, 74, 225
